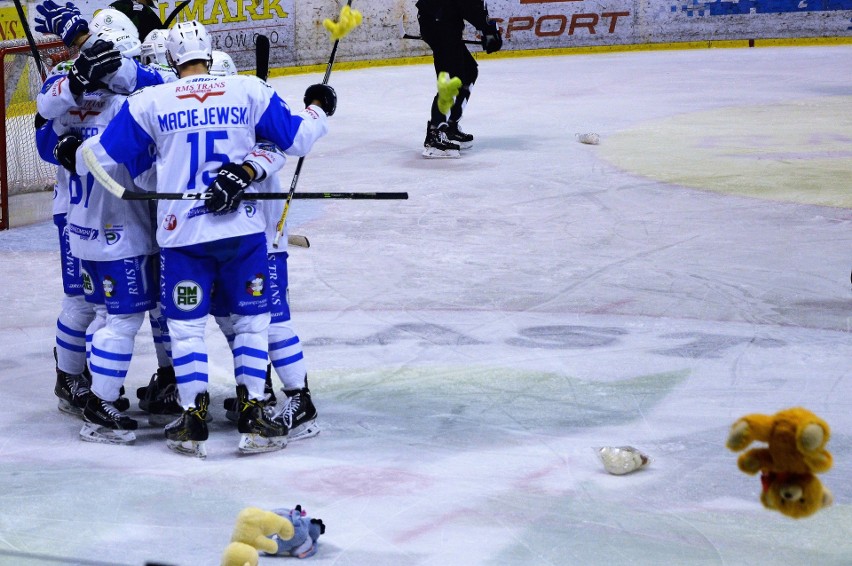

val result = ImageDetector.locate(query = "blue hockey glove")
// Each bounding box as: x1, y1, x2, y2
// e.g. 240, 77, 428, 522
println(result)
481, 20, 502, 54
205, 162, 252, 213
35, 0, 89, 48
267, 505, 325, 559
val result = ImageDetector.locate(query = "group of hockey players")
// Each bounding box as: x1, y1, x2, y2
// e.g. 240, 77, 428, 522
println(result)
34, 0, 335, 458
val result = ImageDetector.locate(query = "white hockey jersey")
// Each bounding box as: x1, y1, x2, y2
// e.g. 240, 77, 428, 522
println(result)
82, 73, 328, 249
55, 89, 157, 261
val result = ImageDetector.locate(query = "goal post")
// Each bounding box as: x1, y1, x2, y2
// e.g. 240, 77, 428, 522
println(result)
0, 38, 71, 230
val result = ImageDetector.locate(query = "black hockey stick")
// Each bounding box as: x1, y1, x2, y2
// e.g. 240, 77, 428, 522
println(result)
12, 0, 47, 79
117, 191, 408, 201
272, 0, 360, 248
255, 34, 270, 80
399, 17, 480, 46
162, 0, 190, 28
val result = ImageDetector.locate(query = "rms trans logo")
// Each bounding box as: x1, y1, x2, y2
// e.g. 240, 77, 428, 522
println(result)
174, 80, 226, 103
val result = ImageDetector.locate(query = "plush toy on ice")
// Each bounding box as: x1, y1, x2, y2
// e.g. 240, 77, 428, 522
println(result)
726, 407, 833, 519
221, 505, 326, 565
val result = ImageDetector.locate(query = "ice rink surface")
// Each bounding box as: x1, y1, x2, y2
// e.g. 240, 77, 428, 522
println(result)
1, 45, 852, 565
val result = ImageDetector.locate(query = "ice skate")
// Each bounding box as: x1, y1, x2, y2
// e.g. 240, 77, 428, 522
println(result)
53, 347, 91, 417
224, 366, 276, 423
138, 366, 184, 426
445, 121, 473, 149
80, 395, 138, 445
164, 392, 209, 459
271, 381, 320, 441
422, 121, 460, 159
234, 384, 288, 454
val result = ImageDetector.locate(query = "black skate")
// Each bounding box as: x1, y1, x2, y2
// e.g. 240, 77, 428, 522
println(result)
53, 346, 91, 417
445, 121, 473, 149
80, 395, 138, 445
422, 121, 460, 159
164, 391, 209, 459
235, 384, 288, 454
224, 366, 276, 423
138, 366, 183, 426
271, 379, 320, 441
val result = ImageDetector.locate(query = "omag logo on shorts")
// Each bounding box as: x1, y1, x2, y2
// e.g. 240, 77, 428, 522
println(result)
173, 280, 202, 311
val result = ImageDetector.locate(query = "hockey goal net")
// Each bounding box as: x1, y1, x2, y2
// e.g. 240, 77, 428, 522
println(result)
0, 38, 72, 230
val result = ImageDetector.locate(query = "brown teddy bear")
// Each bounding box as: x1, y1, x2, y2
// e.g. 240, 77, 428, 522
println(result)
726, 407, 833, 519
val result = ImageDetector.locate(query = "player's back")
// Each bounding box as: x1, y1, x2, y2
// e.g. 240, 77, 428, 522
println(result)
123, 73, 275, 247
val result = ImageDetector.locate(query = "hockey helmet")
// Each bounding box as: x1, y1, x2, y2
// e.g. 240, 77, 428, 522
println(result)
89, 8, 138, 38
95, 28, 142, 59
209, 50, 237, 76
141, 29, 169, 66
165, 20, 213, 68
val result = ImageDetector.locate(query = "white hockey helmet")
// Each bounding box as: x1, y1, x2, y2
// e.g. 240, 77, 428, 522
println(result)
140, 29, 169, 66
95, 27, 142, 59
89, 8, 138, 37
209, 50, 237, 76
165, 20, 213, 68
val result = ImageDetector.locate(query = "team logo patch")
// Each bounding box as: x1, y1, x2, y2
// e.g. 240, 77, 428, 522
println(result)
163, 214, 177, 230
246, 274, 265, 296
81, 268, 94, 296
102, 275, 116, 297
104, 224, 123, 245
173, 280, 202, 311
244, 203, 256, 218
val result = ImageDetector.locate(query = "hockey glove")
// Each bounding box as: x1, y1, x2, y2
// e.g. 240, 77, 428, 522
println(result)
268, 506, 326, 559
54, 133, 82, 173
205, 162, 252, 213
68, 40, 122, 95
35, 0, 89, 48
481, 20, 503, 54
304, 83, 337, 116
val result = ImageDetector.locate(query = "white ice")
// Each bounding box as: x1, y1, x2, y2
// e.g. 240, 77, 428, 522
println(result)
1, 46, 852, 565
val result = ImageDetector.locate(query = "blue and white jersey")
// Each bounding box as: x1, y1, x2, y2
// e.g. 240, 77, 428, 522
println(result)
37, 58, 165, 120
57, 89, 157, 262
83, 73, 328, 249
243, 142, 290, 251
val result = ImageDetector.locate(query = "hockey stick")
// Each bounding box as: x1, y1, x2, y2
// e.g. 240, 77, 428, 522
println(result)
81, 148, 407, 201
256, 34, 270, 80
162, 0, 190, 28
271, 0, 361, 249
399, 17, 480, 46
12, 0, 47, 79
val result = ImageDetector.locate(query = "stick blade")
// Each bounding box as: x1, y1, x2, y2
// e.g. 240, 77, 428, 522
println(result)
256, 34, 270, 80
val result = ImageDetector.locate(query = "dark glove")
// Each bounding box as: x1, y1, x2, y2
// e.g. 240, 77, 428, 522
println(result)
481, 20, 502, 54
54, 133, 82, 173
303, 83, 337, 116
68, 40, 122, 95
205, 162, 252, 212
35, 0, 89, 48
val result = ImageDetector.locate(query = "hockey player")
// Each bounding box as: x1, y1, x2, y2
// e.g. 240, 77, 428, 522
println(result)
78, 20, 333, 457
416, 0, 502, 158
45, 28, 160, 444
208, 52, 320, 441
107, 0, 164, 42
35, 3, 166, 107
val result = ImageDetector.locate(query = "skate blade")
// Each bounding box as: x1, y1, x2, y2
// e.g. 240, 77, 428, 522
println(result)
79, 423, 136, 445
456, 140, 473, 150
422, 147, 460, 159
166, 439, 207, 459
238, 433, 287, 454
289, 419, 320, 441
57, 399, 83, 418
